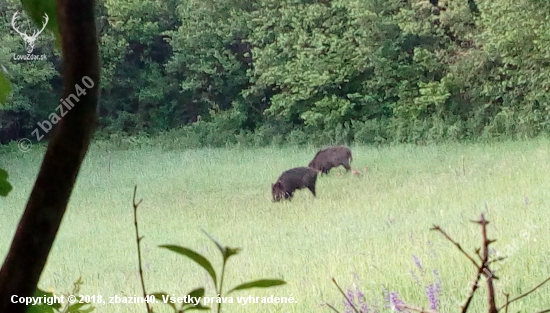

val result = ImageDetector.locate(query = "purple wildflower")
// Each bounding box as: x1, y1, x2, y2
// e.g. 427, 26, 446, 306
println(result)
343, 283, 371, 313
412, 255, 424, 273
355, 285, 365, 301
424, 270, 442, 310
388, 291, 405, 312
425, 284, 439, 310
344, 287, 355, 313
347, 287, 355, 303
354, 284, 369, 313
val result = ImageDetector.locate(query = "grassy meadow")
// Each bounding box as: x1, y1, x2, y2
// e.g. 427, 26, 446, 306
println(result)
1, 138, 549, 312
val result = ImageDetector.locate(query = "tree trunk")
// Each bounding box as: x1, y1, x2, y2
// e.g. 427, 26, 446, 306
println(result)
0, 0, 100, 311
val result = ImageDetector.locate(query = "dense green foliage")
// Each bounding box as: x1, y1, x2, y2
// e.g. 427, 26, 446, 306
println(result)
2, 0, 550, 145
0, 167, 12, 196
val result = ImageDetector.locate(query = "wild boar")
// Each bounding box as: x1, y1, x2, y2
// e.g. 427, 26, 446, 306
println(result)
271, 167, 318, 202
308, 145, 352, 174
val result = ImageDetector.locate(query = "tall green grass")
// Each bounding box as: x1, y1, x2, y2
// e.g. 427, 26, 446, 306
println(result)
1, 138, 549, 312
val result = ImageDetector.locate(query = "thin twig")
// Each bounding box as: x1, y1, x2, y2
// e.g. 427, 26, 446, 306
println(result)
400, 304, 438, 313
431, 223, 483, 313
323, 302, 341, 313
503, 292, 509, 313
498, 276, 550, 311
132, 185, 151, 313
475, 248, 482, 262
486, 256, 507, 266
331, 278, 360, 313
431, 225, 480, 268
461, 272, 483, 313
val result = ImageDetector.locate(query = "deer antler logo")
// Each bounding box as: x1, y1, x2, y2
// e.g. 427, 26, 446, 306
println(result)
11, 11, 49, 54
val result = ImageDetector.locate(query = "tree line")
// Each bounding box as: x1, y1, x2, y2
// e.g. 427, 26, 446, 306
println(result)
1, 0, 549, 145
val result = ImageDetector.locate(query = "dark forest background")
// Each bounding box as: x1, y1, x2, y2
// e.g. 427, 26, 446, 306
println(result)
2, 0, 550, 146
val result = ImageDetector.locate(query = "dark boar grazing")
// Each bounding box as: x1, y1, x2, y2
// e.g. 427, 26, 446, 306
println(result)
271, 167, 318, 202
308, 145, 352, 174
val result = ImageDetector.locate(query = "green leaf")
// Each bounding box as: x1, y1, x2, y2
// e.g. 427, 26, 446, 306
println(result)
25, 304, 55, 313
159, 245, 218, 289
66, 302, 95, 313
187, 287, 205, 299
25, 288, 62, 313
179, 288, 205, 311
0, 168, 13, 197
0, 72, 11, 106
20, 0, 61, 50
222, 246, 241, 262
152, 289, 211, 312
149, 292, 177, 310
202, 230, 241, 262
202, 230, 225, 255
184, 305, 210, 311
227, 279, 287, 295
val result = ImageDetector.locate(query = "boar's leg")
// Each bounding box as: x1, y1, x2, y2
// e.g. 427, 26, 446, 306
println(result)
308, 184, 316, 197
342, 161, 351, 171
285, 191, 293, 200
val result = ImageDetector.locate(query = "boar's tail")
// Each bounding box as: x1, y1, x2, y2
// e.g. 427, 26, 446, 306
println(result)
348, 150, 353, 163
